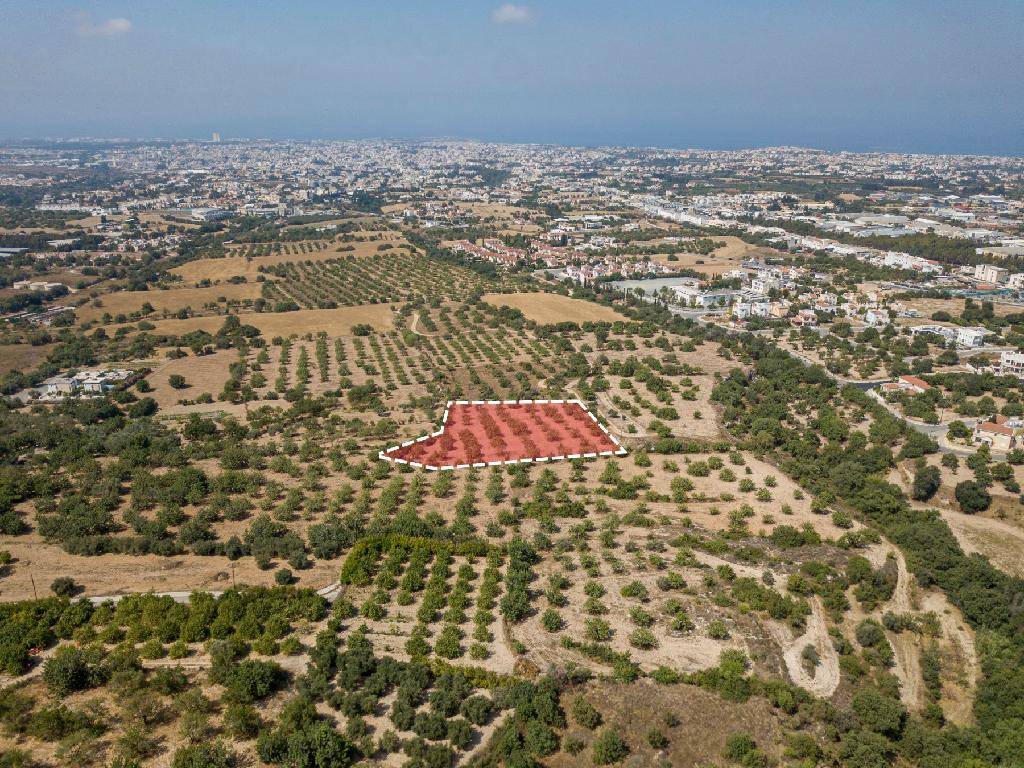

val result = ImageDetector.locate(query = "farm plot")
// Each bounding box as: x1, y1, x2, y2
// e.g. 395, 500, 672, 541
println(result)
481, 292, 626, 324
172, 237, 415, 284
338, 539, 516, 675
114, 304, 396, 338
74, 283, 263, 323
262, 253, 493, 308
381, 401, 625, 470
239, 307, 568, 410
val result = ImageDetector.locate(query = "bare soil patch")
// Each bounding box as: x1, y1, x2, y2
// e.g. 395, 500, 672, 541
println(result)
482, 293, 626, 324
0, 343, 56, 376
73, 283, 262, 322
546, 679, 789, 768
115, 304, 396, 337
0, 535, 338, 603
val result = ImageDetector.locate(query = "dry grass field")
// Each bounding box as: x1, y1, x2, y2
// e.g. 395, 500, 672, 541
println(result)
116, 303, 396, 337
481, 292, 626, 323
546, 680, 789, 768
713, 235, 786, 260
897, 296, 1024, 321
0, 528, 338, 602
143, 348, 240, 410
454, 202, 534, 218
649, 235, 787, 275
0, 342, 56, 376
73, 283, 263, 322
891, 459, 1024, 578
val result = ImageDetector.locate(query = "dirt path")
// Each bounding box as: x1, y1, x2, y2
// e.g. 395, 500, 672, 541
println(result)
409, 313, 440, 337
85, 581, 343, 606
694, 551, 840, 696
777, 597, 840, 698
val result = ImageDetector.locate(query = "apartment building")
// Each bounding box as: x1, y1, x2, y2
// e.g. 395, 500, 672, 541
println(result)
975, 263, 1009, 284
998, 351, 1024, 379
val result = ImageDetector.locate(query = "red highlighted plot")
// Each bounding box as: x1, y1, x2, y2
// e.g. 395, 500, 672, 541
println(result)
380, 399, 626, 470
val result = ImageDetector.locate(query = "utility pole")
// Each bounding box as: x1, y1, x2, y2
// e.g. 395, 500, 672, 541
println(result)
30, 572, 37, 601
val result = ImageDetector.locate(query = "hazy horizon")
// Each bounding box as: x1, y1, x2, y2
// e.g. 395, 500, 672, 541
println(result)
2, 0, 1023, 156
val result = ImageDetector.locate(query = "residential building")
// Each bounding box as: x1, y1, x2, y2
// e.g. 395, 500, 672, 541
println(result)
975, 263, 1010, 284
790, 309, 818, 327
998, 351, 1024, 379
973, 415, 1024, 452
957, 327, 988, 348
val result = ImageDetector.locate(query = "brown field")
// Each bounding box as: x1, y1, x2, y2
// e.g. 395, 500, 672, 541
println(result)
649, 252, 746, 276
0, 343, 56, 376
649, 235, 787, 275
144, 348, 239, 411
453, 202, 534, 218
481, 292, 626, 323
0, 531, 338, 603
73, 283, 263, 322
36, 269, 101, 289
897, 296, 1024, 321
547, 680, 789, 768
115, 304, 396, 337
711, 235, 788, 260
0, 225, 67, 234
171, 239, 414, 283
891, 459, 1024, 578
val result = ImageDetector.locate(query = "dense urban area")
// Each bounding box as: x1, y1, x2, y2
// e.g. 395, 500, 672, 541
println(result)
1, 138, 1024, 768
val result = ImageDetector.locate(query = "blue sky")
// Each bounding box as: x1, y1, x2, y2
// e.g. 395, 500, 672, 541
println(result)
1, 1, 1022, 154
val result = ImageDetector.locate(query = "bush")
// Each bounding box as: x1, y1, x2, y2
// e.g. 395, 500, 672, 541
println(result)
50, 577, 78, 598
541, 609, 564, 632
43, 646, 107, 696
647, 728, 668, 749
433, 625, 462, 659
585, 618, 611, 641
274, 568, 294, 585
724, 733, 757, 761
571, 698, 602, 729
911, 465, 941, 501
592, 729, 628, 765
219, 659, 283, 703
851, 686, 906, 738
151, 666, 188, 695
460, 695, 493, 726
707, 620, 730, 640
171, 741, 234, 768
629, 628, 657, 649
224, 703, 261, 739
954, 481, 991, 514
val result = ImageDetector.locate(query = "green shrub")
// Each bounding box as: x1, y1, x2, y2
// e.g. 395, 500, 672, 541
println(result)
592, 729, 628, 765
571, 698, 602, 729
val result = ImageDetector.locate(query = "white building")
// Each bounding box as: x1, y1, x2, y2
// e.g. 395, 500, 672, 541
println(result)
999, 351, 1024, 379
732, 301, 772, 320
975, 264, 1009, 284
909, 325, 987, 348
672, 284, 740, 309
957, 327, 988, 348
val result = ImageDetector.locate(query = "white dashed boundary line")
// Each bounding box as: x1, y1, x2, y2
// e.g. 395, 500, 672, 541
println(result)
378, 398, 627, 471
